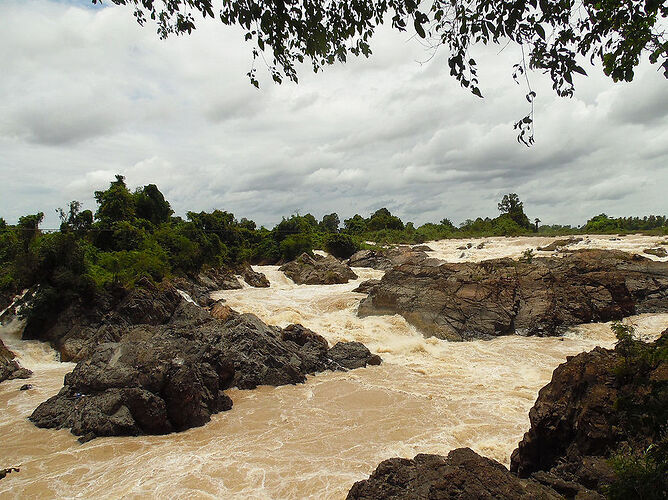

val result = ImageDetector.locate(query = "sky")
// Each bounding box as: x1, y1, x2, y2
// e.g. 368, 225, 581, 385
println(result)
1, 0, 667, 229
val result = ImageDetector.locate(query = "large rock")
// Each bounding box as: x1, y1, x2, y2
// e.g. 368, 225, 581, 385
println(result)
644, 247, 668, 258
239, 263, 270, 288
23, 278, 183, 362
328, 341, 382, 369
537, 237, 583, 252
173, 267, 246, 306
510, 329, 668, 495
280, 253, 358, 285
359, 249, 668, 340
0, 339, 32, 383
348, 246, 438, 271
346, 448, 563, 500
29, 303, 382, 439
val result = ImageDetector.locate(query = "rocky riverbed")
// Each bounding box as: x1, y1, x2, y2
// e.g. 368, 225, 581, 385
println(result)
2, 235, 668, 498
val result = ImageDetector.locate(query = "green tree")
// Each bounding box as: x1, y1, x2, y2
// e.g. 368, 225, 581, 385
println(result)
94, 175, 135, 224
320, 213, 340, 233
324, 233, 359, 259
57, 201, 93, 234
344, 214, 368, 235
134, 184, 173, 226
498, 193, 531, 229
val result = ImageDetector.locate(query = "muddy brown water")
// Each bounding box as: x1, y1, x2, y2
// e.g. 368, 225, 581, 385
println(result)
1, 235, 667, 499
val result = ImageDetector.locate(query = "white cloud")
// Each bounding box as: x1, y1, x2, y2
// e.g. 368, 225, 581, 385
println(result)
0, 0, 666, 230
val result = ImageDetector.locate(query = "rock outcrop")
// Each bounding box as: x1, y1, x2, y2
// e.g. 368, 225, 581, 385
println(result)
0, 339, 32, 383
348, 247, 437, 271
29, 301, 382, 440
328, 341, 382, 369
510, 329, 668, 496
280, 253, 358, 284
359, 249, 668, 340
23, 278, 183, 362
346, 448, 563, 500
644, 247, 668, 258
239, 264, 270, 288
348, 330, 667, 499
537, 237, 583, 252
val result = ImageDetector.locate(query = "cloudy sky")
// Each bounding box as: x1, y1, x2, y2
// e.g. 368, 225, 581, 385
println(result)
1, 0, 667, 229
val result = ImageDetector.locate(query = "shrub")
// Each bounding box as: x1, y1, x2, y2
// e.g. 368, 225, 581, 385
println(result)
324, 233, 359, 259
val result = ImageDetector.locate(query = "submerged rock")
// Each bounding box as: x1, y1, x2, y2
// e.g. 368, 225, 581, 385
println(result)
0, 467, 20, 481
346, 448, 563, 500
0, 339, 32, 383
536, 237, 583, 252
348, 247, 437, 271
644, 247, 668, 258
359, 249, 668, 340
239, 263, 270, 288
280, 253, 358, 284
29, 302, 382, 439
411, 244, 434, 252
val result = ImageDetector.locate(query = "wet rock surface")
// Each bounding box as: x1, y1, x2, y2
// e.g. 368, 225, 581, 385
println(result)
23, 278, 183, 363
240, 266, 270, 287
359, 249, 668, 340
348, 247, 438, 271
644, 247, 668, 257
280, 252, 358, 284
346, 448, 563, 500
0, 338, 32, 383
29, 300, 382, 439
536, 237, 583, 252
510, 329, 668, 496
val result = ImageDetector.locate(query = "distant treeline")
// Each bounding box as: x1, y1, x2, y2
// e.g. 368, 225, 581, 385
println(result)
1, 176, 667, 324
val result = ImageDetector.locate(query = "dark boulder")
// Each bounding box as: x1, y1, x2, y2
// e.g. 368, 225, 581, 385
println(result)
328, 341, 382, 369
359, 249, 668, 340
0, 339, 32, 383
27, 279, 183, 362
29, 306, 382, 439
510, 329, 668, 495
352, 279, 381, 294
280, 253, 358, 285
239, 264, 270, 288
537, 237, 583, 252
347, 448, 563, 500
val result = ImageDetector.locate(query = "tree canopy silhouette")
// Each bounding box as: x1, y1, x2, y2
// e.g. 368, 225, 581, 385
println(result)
97, 0, 666, 144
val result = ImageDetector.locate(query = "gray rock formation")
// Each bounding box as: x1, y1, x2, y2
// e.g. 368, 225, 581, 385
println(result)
359, 249, 668, 340
29, 302, 382, 440
0, 339, 32, 383
280, 253, 358, 284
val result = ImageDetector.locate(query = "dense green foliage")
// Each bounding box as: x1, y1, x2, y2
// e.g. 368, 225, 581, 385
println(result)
607, 323, 668, 499
2, 182, 667, 320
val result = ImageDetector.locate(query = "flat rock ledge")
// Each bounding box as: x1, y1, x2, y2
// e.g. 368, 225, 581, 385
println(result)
280, 253, 358, 284
359, 249, 668, 341
346, 448, 563, 500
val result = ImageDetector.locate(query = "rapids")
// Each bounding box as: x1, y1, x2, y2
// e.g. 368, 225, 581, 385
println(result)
1, 235, 667, 499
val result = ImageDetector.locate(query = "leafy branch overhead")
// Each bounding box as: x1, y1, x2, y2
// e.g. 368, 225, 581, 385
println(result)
98, 0, 667, 144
